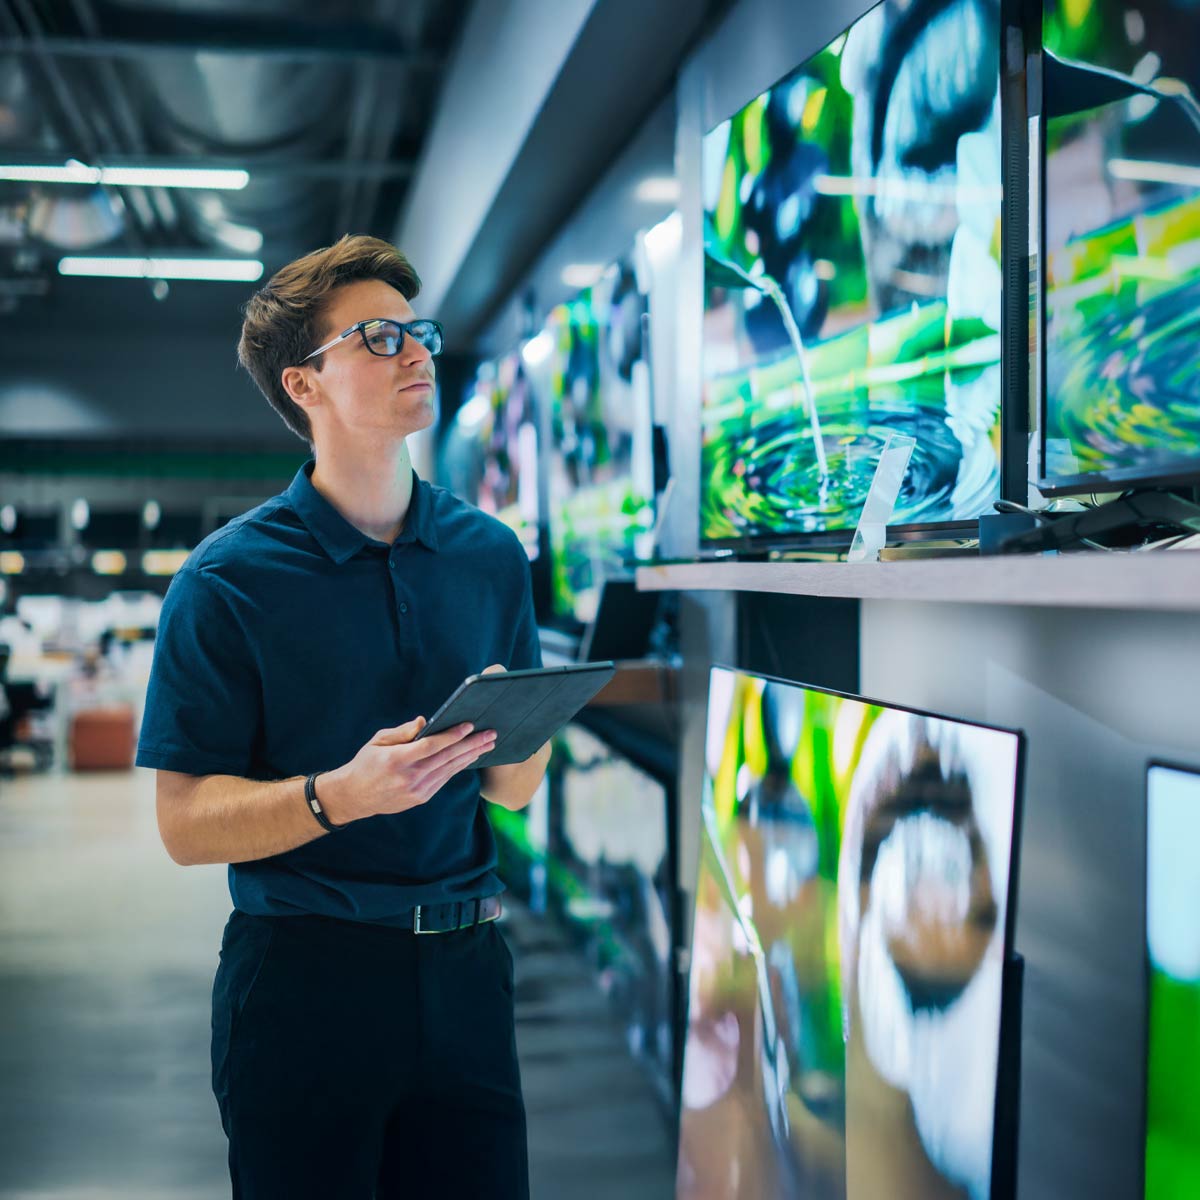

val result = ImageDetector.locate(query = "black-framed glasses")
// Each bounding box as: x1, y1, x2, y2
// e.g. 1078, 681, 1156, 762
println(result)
300, 318, 444, 364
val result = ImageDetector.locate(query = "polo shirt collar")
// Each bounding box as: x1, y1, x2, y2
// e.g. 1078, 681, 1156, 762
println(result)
286, 460, 439, 564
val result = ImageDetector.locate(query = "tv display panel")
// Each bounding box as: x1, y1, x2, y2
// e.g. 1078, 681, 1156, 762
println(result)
1042, 0, 1200, 492
1, 512, 58, 549
701, 0, 1004, 544
542, 264, 655, 626
1145, 762, 1200, 1199
444, 351, 540, 560
550, 725, 675, 1098
677, 668, 1021, 1200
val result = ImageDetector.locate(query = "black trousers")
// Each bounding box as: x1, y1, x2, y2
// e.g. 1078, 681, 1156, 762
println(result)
211, 908, 528, 1199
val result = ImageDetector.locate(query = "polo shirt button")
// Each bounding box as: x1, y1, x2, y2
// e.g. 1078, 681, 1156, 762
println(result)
388, 558, 395, 568
399, 602, 409, 614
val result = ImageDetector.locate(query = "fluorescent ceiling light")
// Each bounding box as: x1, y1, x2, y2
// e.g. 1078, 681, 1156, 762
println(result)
635, 176, 681, 204
1109, 158, 1200, 188
561, 262, 605, 290
214, 220, 264, 254
0, 162, 249, 190
59, 256, 264, 281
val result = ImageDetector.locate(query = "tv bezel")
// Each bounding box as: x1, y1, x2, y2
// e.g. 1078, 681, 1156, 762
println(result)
682, 664, 1028, 1192
1141, 757, 1200, 1200
1035, 1, 1200, 498
698, 0, 1030, 554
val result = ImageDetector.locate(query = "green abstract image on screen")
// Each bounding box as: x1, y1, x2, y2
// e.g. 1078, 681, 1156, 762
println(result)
1043, 0, 1200, 486
677, 669, 1020, 1200
701, 0, 1004, 543
1146, 764, 1200, 1200
541, 265, 655, 625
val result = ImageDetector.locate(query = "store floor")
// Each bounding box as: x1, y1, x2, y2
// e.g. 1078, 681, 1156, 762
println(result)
0, 769, 676, 1199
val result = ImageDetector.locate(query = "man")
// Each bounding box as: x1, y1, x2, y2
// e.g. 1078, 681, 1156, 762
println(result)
136, 234, 550, 1198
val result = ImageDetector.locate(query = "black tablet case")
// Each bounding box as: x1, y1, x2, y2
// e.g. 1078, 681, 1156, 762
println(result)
419, 663, 616, 769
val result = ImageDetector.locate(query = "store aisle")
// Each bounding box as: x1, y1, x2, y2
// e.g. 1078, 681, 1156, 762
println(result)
0, 769, 676, 1199
0, 768, 230, 1199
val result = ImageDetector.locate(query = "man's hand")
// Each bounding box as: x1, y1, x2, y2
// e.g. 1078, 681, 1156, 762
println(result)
319, 717, 497, 826
478, 664, 551, 810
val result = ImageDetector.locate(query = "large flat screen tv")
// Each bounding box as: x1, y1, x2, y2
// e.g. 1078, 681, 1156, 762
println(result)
701, 0, 1005, 548
539, 262, 656, 627
548, 724, 676, 1106
442, 351, 540, 560
1040, 0, 1200, 494
677, 668, 1023, 1199
1145, 761, 1200, 1198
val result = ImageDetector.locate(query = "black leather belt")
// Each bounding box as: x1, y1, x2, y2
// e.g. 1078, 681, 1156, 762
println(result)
410, 894, 502, 935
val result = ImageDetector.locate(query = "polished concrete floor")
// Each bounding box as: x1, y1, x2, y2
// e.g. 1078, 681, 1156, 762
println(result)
0, 768, 675, 1199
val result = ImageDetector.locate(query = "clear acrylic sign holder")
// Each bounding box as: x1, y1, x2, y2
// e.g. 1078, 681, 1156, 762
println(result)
847, 433, 916, 563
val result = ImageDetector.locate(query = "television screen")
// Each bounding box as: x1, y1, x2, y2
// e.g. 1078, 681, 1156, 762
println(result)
1, 512, 58, 549
443, 352, 540, 560
1145, 762, 1200, 1199
700, 0, 1004, 545
677, 668, 1021, 1200
1041, 0, 1200, 492
540, 263, 656, 626
548, 725, 675, 1101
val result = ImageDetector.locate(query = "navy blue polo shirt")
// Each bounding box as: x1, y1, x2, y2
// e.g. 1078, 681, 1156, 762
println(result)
136, 460, 542, 924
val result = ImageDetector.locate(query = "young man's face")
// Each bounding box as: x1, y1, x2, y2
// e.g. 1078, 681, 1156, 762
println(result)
300, 278, 437, 444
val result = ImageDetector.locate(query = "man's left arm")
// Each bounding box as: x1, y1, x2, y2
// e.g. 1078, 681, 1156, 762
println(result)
480, 737, 552, 811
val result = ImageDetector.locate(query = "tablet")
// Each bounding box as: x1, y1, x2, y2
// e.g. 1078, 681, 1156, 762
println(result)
417, 662, 616, 769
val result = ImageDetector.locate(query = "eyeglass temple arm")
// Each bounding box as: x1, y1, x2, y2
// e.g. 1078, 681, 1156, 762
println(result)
301, 324, 359, 364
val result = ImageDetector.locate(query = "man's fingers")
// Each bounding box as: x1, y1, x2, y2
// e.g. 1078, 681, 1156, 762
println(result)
397, 721, 483, 762
414, 730, 495, 775
481, 664, 506, 676
413, 738, 495, 791
372, 716, 427, 745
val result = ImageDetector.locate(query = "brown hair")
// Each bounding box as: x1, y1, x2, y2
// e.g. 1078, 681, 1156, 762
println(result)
237, 234, 422, 444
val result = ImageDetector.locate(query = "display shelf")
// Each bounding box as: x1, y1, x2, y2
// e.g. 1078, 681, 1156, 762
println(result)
588, 659, 679, 707
635, 550, 1200, 612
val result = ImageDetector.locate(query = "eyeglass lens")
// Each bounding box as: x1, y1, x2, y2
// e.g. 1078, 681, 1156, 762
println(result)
362, 319, 443, 358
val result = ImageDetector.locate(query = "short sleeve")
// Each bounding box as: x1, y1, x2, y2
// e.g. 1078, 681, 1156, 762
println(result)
136, 568, 263, 776
507, 555, 543, 672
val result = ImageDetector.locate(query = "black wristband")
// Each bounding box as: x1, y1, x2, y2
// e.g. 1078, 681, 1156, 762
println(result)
304, 772, 344, 833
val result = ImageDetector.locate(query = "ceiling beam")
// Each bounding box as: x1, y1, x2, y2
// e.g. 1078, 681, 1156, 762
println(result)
0, 35, 441, 67
398, 0, 727, 343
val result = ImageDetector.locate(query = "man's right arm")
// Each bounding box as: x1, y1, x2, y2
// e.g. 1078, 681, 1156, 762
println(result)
156, 771, 325, 866
156, 716, 496, 866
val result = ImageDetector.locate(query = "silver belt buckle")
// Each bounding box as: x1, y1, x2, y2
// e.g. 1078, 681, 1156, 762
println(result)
413, 904, 432, 935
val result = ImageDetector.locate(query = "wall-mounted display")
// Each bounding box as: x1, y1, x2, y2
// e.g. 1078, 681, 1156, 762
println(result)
1041, 0, 1200, 494
701, 0, 1004, 547
443, 351, 540, 560
1145, 761, 1200, 1199
540, 263, 656, 626
677, 668, 1023, 1199
548, 725, 676, 1105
